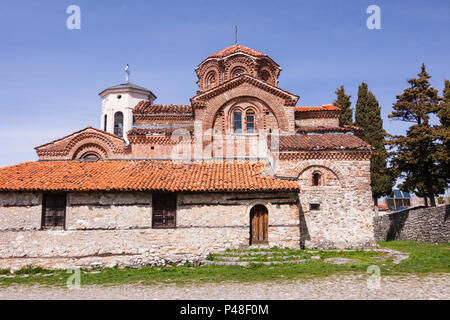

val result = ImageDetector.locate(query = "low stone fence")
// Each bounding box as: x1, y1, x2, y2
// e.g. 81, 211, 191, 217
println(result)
374, 205, 450, 243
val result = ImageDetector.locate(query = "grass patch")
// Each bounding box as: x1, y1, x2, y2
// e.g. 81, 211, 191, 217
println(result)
0, 241, 448, 287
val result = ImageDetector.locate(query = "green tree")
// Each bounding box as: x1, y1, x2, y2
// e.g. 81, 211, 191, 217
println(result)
333, 85, 354, 126
355, 82, 394, 209
387, 64, 446, 207
434, 80, 450, 183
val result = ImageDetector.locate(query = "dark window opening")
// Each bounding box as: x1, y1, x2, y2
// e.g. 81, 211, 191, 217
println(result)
310, 203, 320, 211
42, 193, 66, 229
114, 111, 124, 137
103, 114, 107, 131
233, 111, 242, 133
81, 153, 100, 160
312, 172, 321, 186
152, 193, 176, 228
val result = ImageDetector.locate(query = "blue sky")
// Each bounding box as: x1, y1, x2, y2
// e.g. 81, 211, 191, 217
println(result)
0, 0, 449, 166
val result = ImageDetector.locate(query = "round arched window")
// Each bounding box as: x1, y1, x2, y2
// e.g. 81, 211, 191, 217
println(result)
231, 67, 246, 78
114, 111, 124, 137
312, 172, 322, 186
260, 70, 270, 81
205, 71, 217, 89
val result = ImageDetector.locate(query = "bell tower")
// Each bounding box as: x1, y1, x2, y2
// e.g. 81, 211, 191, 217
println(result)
99, 65, 156, 143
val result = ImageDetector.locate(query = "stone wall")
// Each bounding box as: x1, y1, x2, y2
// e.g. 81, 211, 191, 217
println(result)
0, 191, 299, 270
276, 158, 376, 249
374, 205, 450, 243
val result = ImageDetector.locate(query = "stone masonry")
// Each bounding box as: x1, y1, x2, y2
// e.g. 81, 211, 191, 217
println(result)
374, 205, 450, 243
0, 191, 299, 271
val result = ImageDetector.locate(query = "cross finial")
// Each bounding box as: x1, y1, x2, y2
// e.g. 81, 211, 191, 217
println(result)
125, 64, 130, 82
235, 25, 238, 45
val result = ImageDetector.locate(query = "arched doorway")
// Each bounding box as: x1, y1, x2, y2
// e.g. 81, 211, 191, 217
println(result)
249, 205, 268, 245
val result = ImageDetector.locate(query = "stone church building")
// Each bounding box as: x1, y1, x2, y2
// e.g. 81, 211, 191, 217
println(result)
0, 45, 375, 270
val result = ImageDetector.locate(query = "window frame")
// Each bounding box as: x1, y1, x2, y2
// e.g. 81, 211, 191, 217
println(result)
152, 193, 177, 229
114, 111, 124, 137
245, 109, 256, 133
41, 193, 67, 230
312, 171, 322, 186
233, 110, 243, 134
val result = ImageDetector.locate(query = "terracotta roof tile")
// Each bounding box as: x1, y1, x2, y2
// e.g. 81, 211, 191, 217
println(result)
128, 126, 194, 136
133, 101, 192, 114
296, 125, 363, 133
279, 134, 372, 151
208, 44, 266, 59
294, 104, 341, 112
0, 160, 299, 193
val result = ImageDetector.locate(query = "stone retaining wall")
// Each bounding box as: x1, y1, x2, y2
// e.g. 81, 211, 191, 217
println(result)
373, 205, 450, 243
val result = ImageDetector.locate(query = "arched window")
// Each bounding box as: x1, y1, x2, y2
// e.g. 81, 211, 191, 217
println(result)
260, 70, 270, 82
312, 172, 321, 186
246, 110, 256, 133
205, 71, 217, 89
231, 67, 246, 78
81, 153, 100, 161
114, 111, 124, 137
103, 114, 107, 131
233, 111, 242, 133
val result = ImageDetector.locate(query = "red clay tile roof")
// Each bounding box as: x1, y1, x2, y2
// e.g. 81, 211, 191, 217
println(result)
208, 44, 266, 59
279, 134, 372, 151
133, 101, 193, 114
296, 125, 363, 134
128, 126, 194, 136
294, 104, 341, 112
0, 160, 299, 192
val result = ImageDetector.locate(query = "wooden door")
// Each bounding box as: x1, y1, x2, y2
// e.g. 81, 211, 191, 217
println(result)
250, 205, 268, 244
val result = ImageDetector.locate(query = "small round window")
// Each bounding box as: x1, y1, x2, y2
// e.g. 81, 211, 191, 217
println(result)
261, 70, 270, 81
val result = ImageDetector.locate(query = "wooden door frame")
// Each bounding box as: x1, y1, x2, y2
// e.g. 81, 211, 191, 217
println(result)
249, 204, 268, 245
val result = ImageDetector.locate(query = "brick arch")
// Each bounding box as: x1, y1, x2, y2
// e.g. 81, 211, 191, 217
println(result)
201, 86, 290, 132
214, 97, 273, 134
66, 133, 117, 159
224, 55, 256, 80
72, 143, 108, 159
292, 161, 346, 186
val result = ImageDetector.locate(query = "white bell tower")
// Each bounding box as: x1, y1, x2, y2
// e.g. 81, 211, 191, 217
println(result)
99, 65, 156, 143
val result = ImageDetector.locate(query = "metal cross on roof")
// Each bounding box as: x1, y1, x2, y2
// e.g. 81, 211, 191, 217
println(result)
125, 64, 130, 82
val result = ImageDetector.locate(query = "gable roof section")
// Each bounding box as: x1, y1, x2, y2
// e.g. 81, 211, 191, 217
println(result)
279, 134, 372, 151
0, 160, 299, 193
34, 127, 125, 150
191, 74, 299, 107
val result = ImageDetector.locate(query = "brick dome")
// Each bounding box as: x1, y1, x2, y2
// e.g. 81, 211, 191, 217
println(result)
207, 44, 266, 59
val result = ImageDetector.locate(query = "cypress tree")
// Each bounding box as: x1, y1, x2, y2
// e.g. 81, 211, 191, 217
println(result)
333, 85, 354, 126
387, 64, 445, 207
355, 82, 394, 210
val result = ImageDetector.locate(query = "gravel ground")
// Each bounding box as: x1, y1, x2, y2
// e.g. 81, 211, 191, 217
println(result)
0, 274, 448, 300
